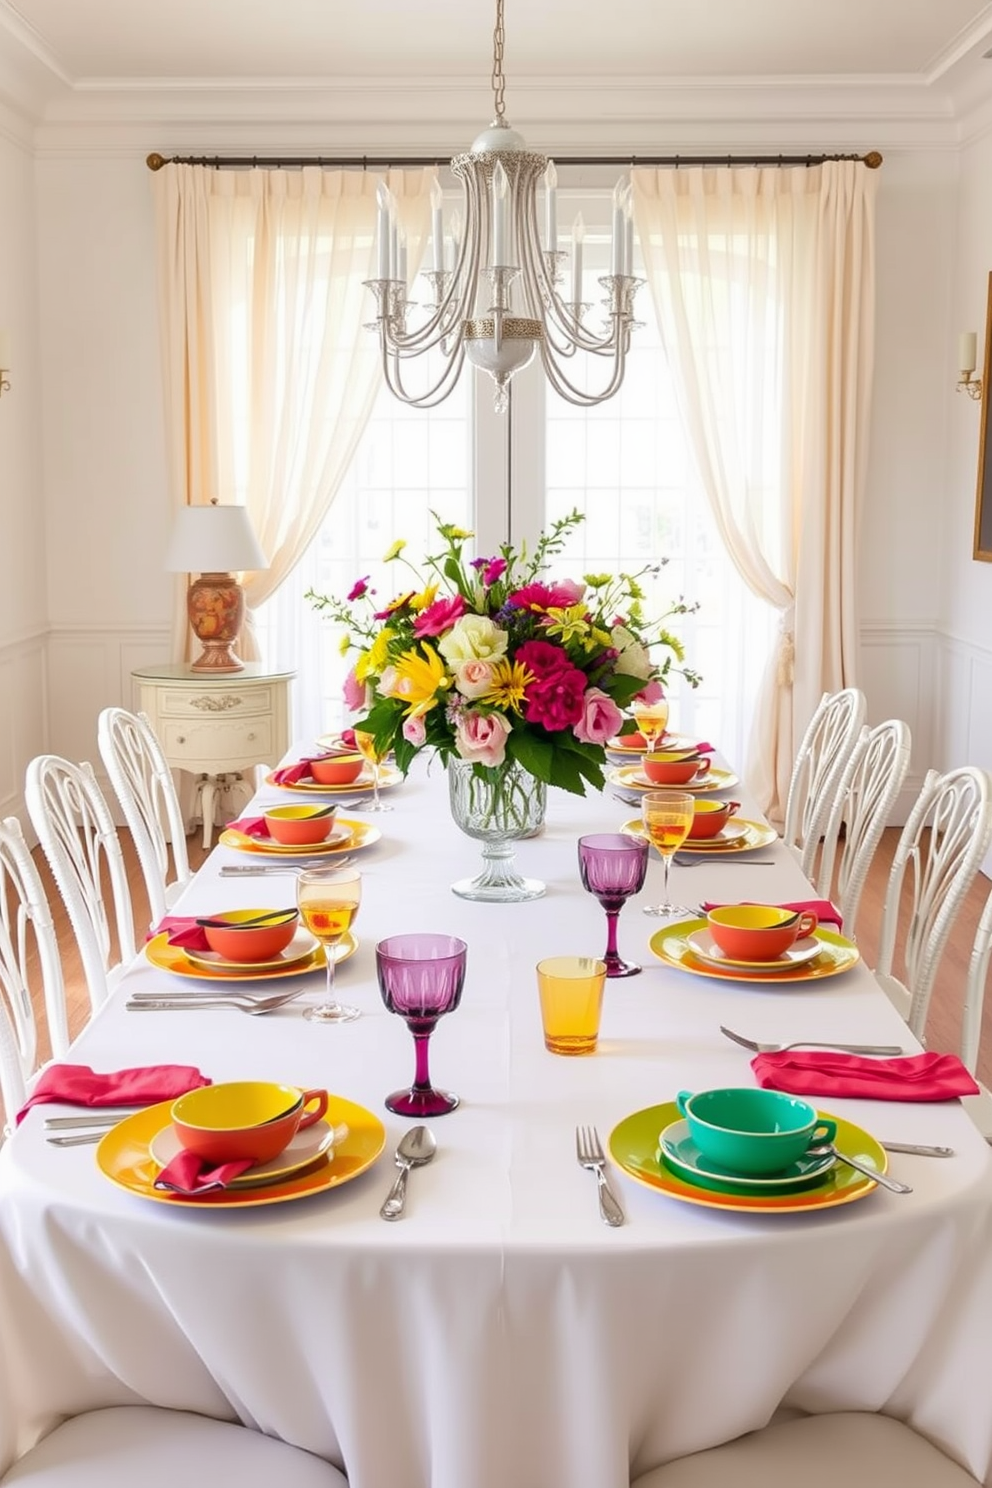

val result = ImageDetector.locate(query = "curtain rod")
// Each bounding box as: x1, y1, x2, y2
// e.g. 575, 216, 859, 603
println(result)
147, 149, 883, 172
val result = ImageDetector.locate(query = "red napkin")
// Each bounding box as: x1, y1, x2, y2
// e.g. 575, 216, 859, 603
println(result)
702, 898, 843, 932
752, 1050, 980, 1102
17, 1064, 211, 1125
153, 1148, 255, 1196
146, 915, 210, 950
226, 815, 271, 839
270, 758, 321, 786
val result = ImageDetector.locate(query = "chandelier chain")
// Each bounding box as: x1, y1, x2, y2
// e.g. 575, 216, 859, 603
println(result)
491, 0, 506, 122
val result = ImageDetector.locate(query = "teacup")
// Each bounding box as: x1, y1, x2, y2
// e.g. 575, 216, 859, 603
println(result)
675, 1087, 837, 1175
643, 750, 710, 786
201, 907, 299, 963
688, 799, 742, 840
263, 803, 337, 846
172, 1081, 329, 1166
706, 903, 818, 962
310, 753, 365, 786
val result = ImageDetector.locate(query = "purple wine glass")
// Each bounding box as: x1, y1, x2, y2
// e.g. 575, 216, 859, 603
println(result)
375, 933, 468, 1117
578, 833, 650, 977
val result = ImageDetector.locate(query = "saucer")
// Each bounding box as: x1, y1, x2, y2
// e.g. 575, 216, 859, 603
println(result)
657, 1119, 836, 1195
149, 1117, 347, 1188
684, 928, 823, 972
681, 822, 749, 850
608, 763, 739, 794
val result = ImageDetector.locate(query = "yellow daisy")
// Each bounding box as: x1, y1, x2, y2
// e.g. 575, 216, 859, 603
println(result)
392, 643, 451, 718
355, 627, 393, 682
480, 657, 534, 715
383, 539, 407, 562
410, 583, 439, 612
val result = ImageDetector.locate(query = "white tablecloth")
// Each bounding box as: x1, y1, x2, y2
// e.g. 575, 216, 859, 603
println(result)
1, 757, 992, 1488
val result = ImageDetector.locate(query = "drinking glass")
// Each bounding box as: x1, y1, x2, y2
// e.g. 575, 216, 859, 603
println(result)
296, 865, 362, 1022
376, 933, 467, 1116
577, 833, 650, 977
536, 956, 607, 1055
641, 789, 695, 918
631, 696, 670, 752
354, 729, 393, 813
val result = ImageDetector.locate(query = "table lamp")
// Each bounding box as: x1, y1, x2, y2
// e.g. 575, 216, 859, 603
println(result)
164, 499, 268, 673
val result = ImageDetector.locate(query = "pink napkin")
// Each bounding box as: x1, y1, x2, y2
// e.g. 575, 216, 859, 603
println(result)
146, 915, 210, 950
226, 815, 271, 839
270, 758, 321, 786
752, 1050, 980, 1102
17, 1064, 211, 1125
691, 741, 715, 755
701, 898, 843, 932
153, 1148, 255, 1196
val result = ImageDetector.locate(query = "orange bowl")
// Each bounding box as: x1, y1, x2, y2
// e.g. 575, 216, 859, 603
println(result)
202, 907, 299, 963
171, 1081, 328, 1165
688, 799, 742, 839
643, 751, 710, 786
263, 804, 336, 845
310, 753, 365, 786
706, 904, 818, 962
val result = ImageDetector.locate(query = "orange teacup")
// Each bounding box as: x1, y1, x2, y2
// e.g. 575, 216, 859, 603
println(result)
201, 908, 299, 963
171, 1081, 329, 1166
643, 750, 710, 786
310, 753, 365, 786
264, 804, 337, 846
706, 904, 819, 962
688, 799, 742, 840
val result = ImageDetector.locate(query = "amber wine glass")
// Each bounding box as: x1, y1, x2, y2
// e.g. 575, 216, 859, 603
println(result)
296, 865, 362, 1022
641, 790, 694, 918
354, 729, 393, 813
631, 696, 670, 752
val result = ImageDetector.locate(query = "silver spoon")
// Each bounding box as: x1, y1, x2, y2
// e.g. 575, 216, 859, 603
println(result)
379, 1125, 437, 1221
807, 1144, 913, 1194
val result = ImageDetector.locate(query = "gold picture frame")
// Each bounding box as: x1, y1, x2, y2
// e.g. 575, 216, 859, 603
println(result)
974, 272, 992, 561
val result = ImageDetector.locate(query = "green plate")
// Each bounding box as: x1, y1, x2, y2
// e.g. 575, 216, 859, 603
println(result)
658, 1119, 836, 1195
649, 918, 860, 985
610, 1101, 886, 1214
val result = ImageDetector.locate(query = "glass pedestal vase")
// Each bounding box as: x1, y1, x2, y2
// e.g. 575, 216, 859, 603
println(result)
448, 757, 547, 903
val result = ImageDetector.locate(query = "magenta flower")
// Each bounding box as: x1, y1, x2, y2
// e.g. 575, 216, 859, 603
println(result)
413, 594, 467, 638
523, 665, 587, 732
515, 639, 570, 680
347, 576, 370, 601
483, 557, 507, 586
509, 579, 585, 612
636, 679, 665, 704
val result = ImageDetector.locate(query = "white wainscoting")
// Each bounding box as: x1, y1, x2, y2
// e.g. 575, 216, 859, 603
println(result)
859, 618, 938, 824
0, 626, 48, 827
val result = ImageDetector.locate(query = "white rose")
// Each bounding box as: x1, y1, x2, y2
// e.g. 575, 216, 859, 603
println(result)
611, 625, 653, 680
437, 614, 508, 665
453, 658, 496, 699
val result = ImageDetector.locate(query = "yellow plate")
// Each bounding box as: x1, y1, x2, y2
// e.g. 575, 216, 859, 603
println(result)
606, 734, 697, 756
182, 926, 321, 975
608, 763, 739, 794
610, 1102, 884, 1214
144, 929, 357, 982
620, 817, 777, 855
265, 764, 404, 795
97, 1095, 386, 1209
219, 818, 382, 857
649, 918, 860, 985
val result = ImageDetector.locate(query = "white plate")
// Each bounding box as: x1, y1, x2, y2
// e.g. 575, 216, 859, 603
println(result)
685, 927, 823, 972
149, 1117, 348, 1188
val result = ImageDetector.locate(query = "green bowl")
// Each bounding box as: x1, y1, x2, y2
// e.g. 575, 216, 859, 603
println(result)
676, 1087, 837, 1175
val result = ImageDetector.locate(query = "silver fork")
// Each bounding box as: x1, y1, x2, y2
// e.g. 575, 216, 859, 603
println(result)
126, 988, 306, 1015
220, 853, 357, 876
575, 1125, 624, 1227
719, 1024, 905, 1056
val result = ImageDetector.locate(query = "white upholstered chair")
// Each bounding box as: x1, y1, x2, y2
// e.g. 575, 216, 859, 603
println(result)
98, 707, 192, 928
630, 1412, 979, 1487
782, 688, 866, 877
0, 1405, 348, 1487
24, 755, 136, 1014
0, 817, 67, 1116
813, 718, 912, 939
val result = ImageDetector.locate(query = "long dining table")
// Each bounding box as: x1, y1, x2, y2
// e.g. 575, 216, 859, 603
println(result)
1, 748, 992, 1488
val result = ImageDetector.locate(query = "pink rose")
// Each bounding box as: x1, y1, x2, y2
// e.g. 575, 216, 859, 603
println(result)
636, 679, 664, 704
524, 665, 587, 732
454, 710, 512, 767
453, 658, 495, 700
574, 687, 623, 746
402, 715, 426, 747
413, 594, 467, 638
343, 666, 367, 712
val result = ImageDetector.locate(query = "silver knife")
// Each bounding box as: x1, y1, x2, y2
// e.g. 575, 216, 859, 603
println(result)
44, 1111, 141, 1130
880, 1141, 955, 1158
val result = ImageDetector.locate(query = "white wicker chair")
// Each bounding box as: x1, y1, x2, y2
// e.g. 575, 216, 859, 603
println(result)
98, 707, 192, 928
0, 817, 67, 1117
782, 688, 866, 877
24, 755, 136, 1014
813, 719, 912, 939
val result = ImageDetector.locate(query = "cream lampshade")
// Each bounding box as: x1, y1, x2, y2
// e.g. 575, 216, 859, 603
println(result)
165, 500, 268, 673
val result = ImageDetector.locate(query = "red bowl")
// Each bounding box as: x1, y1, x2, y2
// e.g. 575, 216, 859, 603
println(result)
202, 908, 299, 963
172, 1081, 328, 1165
263, 805, 336, 845
643, 751, 710, 786
688, 799, 742, 839
310, 753, 365, 786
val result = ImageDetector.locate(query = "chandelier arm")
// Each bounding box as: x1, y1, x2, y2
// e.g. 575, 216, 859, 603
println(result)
517, 205, 623, 356
381, 337, 468, 409
538, 332, 630, 408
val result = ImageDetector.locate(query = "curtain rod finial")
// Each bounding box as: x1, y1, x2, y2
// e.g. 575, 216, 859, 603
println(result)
146, 152, 167, 171
864, 151, 883, 169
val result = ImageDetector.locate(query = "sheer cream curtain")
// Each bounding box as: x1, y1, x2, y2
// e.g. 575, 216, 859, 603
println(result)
631, 162, 877, 822
152, 162, 434, 661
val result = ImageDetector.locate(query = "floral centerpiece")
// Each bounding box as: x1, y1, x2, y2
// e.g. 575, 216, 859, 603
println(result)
308, 511, 699, 900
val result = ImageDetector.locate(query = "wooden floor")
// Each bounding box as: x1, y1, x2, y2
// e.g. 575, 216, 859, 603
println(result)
12, 826, 992, 1120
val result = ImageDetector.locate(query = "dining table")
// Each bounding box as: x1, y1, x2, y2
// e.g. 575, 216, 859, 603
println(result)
1, 745, 992, 1488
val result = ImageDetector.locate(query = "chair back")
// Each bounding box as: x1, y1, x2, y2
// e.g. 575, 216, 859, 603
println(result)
783, 688, 867, 875
875, 765, 992, 1041
24, 756, 136, 1014
98, 707, 191, 926
0, 816, 67, 1117
814, 719, 912, 938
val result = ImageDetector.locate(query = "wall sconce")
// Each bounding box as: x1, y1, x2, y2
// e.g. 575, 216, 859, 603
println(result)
0, 331, 10, 397
958, 331, 983, 400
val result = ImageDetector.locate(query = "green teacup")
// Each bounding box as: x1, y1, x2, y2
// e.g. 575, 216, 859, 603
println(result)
675, 1088, 837, 1176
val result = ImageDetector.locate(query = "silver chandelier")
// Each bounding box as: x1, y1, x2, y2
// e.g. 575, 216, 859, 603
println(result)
365, 0, 642, 412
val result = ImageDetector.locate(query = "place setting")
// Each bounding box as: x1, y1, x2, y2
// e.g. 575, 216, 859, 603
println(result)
218, 800, 382, 858
140, 902, 353, 993
619, 794, 778, 858
649, 902, 862, 986
607, 753, 740, 796
265, 730, 402, 812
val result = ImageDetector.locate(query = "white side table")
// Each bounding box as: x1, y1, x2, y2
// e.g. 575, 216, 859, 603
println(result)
131, 664, 295, 848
